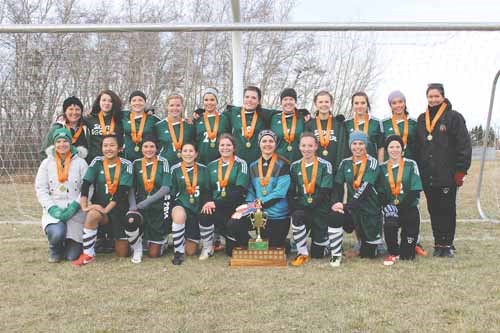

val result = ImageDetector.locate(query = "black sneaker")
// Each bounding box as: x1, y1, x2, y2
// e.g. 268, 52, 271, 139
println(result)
440, 246, 455, 258
172, 252, 184, 265
433, 246, 443, 257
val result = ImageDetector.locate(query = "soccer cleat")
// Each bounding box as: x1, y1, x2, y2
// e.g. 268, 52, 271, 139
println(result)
71, 253, 95, 267
172, 252, 184, 265
433, 246, 443, 257
199, 248, 214, 261
329, 256, 342, 268
383, 255, 399, 266
440, 246, 455, 258
290, 254, 309, 267
415, 244, 428, 257
131, 249, 143, 264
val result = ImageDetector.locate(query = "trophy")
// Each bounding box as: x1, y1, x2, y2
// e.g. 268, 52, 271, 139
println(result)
248, 200, 268, 250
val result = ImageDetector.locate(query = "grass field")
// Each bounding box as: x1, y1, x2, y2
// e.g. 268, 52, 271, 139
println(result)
1, 221, 500, 332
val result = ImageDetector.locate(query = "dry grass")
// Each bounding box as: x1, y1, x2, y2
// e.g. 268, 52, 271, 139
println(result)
1, 221, 500, 332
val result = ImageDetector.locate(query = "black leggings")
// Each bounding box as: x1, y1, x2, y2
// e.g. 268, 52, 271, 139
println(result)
384, 206, 420, 260
424, 185, 457, 246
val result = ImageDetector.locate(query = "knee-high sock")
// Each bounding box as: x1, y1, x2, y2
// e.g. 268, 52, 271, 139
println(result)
292, 223, 308, 256
328, 227, 343, 257
172, 223, 185, 254
125, 227, 142, 253
83, 228, 98, 257
199, 224, 214, 250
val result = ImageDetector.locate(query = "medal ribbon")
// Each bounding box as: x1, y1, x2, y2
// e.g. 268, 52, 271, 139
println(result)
258, 153, 277, 188
204, 112, 220, 142
103, 159, 121, 196
181, 162, 198, 196
141, 157, 158, 194
98, 112, 115, 135
354, 113, 369, 135
352, 156, 368, 190
281, 111, 297, 145
167, 116, 184, 151
66, 122, 83, 144
301, 157, 318, 196
241, 108, 258, 141
55, 152, 71, 183
218, 157, 235, 190
387, 159, 404, 199
130, 112, 147, 145
425, 102, 447, 136
316, 115, 333, 150
391, 115, 409, 147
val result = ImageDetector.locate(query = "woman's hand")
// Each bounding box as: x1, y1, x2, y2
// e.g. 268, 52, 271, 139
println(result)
331, 202, 344, 214
201, 201, 216, 215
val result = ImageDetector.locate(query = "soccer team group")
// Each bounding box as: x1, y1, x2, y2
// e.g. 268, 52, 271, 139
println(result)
35, 83, 472, 268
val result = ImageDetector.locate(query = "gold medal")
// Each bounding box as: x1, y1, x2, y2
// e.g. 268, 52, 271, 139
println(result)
59, 185, 66, 192
210, 142, 216, 148
427, 134, 433, 141
307, 196, 313, 204
322, 150, 328, 156
189, 195, 195, 204
134, 145, 140, 152
394, 198, 400, 205
262, 188, 268, 195
221, 190, 226, 197
177, 151, 181, 158
287, 145, 293, 152
245, 141, 251, 148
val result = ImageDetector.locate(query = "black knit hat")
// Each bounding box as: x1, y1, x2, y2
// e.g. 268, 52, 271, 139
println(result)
129, 90, 147, 102
63, 96, 83, 113
280, 88, 297, 102
385, 135, 404, 151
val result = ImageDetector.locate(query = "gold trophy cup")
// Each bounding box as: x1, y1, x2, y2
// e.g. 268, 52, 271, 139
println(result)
249, 200, 268, 250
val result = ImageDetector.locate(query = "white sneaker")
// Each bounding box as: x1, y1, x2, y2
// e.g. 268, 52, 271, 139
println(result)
131, 243, 143, 264
329, 256, 342, 268
199, 247, 214, 260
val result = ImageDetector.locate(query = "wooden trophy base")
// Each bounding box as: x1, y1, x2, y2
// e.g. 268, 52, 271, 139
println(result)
229, 247, 287, 267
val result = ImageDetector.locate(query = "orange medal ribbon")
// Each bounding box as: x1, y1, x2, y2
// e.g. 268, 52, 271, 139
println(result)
218, 157, 235, 191
387, 158, 404, 199
316, 115, 333, 150
130, 112, 147, 145
141, 157, 158, 194
181, 162, 198, 196
352, 156, 368, 190
204, 112, 220, 142
98, 112, 115, 135
354, 113, 369, 135
103, 159, 121, 196
66, 122, 83, 144
301, 157, 318, 196
258, 153, 277, 189
241, 108, 258, 141
281, 111, 297, 145
391, 115, 409, 147
425, 102, 447, 136
167, 116, 184, 152
55, 152, 71, 183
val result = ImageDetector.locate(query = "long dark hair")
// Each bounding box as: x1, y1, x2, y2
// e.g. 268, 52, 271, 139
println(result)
91, 90, 123, 121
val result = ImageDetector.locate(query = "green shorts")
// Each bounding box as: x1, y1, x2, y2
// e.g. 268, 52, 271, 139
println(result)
352, 211, 382, 243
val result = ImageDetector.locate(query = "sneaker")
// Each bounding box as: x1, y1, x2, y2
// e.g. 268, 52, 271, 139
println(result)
72, 253, 95, 267
131, 249, 143, 264
383, 255, 399, 266
415, 244, 428, 257
172, 252, 184, 265
199, 248, 214, 261
440, 246, 455, 258
329, 256, 342, 268
433, 246, 443, 257
290, 254, 309, 267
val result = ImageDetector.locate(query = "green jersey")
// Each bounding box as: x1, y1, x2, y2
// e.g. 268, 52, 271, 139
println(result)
170, 162, 210, 214
335, 156, 380, 215
207, 156, 249, 202
270, 111, 305, 163
155, 118, 195, 166
381, 116, 418, 161
84, 157, 133, 206
121, 111, 160, 162
305, 115, 349, 171
378, 158, 422, 208
132, 156, 172, 210
225, 106, 277, 164
194, 112, 231, 165
345, 116, 383, 158
289, 157, 333, 214
86, 113, 123, 164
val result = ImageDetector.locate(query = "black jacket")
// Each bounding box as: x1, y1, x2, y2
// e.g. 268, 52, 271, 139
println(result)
416, 98, 472, 188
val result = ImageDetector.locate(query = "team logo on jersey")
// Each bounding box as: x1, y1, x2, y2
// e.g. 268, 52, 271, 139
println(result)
440, 124, 447, 132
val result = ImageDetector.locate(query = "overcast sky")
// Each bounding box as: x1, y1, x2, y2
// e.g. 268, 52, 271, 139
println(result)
290, 0, 500, 128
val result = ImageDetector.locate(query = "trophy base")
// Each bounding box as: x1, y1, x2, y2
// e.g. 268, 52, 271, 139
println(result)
248, 239, 268, 251
229, 247, 287, 267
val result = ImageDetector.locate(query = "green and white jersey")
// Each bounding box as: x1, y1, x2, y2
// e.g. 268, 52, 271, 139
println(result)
170, 162, 210, 214
345, 116, 384, 158
86, 113, 124, 164
194, 112, 231, 165
335, 155, 380, 215
270, 111, 305, 163
132, 156, 172, 210
207, 156, 249, 202
84, 157, 133, 206
121, 111, 160, 162
225, 106, 277, 164
289, 157, 333, 214
305, 115, 349, 171
154, 118, 195, 166
381, 116, 418, 161
378, 158, 422, 207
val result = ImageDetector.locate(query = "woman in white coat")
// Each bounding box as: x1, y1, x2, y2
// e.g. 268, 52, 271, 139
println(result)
35, 128, 88, 262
